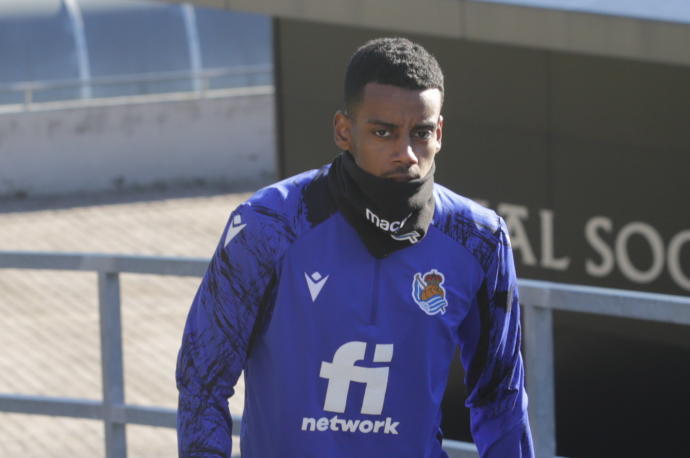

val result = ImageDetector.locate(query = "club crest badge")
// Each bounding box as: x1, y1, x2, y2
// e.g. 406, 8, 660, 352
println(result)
412, 269, 448, 315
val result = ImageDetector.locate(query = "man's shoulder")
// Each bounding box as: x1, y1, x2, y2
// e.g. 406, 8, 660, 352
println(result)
433, 183, 501, 234
235, 164, 335, 236
246, 166, 328, 211
432, 183, 505, 271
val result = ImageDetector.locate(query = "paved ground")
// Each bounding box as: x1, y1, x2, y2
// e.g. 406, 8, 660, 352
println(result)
0, 188, 254, 457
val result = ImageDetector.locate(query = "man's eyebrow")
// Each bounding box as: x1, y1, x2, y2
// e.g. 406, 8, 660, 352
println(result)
415, 122, 437, 129
366, 119, 437, 129
366, 119, 398, 129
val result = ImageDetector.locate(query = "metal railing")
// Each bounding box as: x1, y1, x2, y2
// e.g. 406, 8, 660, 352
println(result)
1, 250, 689, 458
0, 65, 272, 110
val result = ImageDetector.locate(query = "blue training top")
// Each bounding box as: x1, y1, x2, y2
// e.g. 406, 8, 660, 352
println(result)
176, 165, 534, 457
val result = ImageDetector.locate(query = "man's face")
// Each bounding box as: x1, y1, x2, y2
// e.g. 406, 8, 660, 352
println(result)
334, 82, 443, 181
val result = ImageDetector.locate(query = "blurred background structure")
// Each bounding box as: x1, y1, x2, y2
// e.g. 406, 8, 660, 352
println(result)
0, 0, 275, 197
0, 1, 689, 457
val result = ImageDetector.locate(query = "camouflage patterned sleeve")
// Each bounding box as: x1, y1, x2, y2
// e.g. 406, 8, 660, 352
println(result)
175, 204, 278, 457
458, 217, 534, 457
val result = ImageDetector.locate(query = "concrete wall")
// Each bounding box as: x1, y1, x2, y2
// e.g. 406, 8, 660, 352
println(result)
164, 0, 690, 67
0, 87, 277, 197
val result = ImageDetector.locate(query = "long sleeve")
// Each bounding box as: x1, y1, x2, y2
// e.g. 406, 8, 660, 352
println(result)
175, 204, 278, 457
458, 216, 534, 457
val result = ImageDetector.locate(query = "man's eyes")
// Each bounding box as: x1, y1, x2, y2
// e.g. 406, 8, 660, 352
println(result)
414, 129, 434, 140
372, 129, 433, 139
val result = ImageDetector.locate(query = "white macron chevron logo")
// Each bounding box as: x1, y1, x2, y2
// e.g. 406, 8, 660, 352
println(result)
305, 271, 329, 302
224, 214, 246, 247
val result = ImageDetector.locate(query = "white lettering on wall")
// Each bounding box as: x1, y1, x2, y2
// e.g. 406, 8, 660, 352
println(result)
475, 198, 689, 292
615, 222, 665, 284
497, 203, 537, 266
585, 216, 615, 277
540, 209, 570, 270
667, 230, 690, 291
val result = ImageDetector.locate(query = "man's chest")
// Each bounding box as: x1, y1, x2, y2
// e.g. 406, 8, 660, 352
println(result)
265, 215, 484, 345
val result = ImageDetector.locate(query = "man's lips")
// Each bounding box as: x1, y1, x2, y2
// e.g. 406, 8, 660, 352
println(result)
387, 174, 416, 182
384, 170, 421, 181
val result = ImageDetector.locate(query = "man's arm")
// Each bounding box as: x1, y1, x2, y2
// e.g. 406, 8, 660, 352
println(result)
176, 204, 276, 457
458, 216, 534, 457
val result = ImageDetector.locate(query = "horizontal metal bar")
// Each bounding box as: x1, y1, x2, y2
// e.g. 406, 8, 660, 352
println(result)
2, 253, 688, 324
519, 279, 690, 326
441, 437, 567, 458
442, 439, 479, 457
0, 85, 275, 116
126, 407, 241, 435
0, 394, 483, 456
0, 251, 209, 277
0, 394, 242, 433
123, 405, 177, 428
0, 393, 104, 420
0, 65, 272, 93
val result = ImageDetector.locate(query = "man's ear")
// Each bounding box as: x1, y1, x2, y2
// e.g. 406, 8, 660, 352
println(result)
333, 110, 353, 151
435, 114, 444, 153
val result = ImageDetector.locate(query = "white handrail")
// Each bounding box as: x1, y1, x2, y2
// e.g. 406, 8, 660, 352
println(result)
0, 65, 273, 109
1, 251, 688, 457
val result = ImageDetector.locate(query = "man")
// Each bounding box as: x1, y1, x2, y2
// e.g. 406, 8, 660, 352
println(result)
176, 37, 534, 457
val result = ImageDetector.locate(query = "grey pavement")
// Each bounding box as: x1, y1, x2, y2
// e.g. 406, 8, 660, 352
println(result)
0, 189, 253, 457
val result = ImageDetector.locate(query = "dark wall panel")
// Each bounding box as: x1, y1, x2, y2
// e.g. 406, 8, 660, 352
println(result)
549, 54, 690, 151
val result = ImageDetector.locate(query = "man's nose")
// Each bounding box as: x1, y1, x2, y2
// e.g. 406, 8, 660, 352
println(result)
396, 140, 419, 165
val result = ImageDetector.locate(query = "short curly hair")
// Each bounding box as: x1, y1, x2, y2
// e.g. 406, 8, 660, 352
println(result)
344, 37, 444, 113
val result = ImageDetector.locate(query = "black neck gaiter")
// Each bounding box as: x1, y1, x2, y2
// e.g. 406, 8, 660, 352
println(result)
327, 151, 435, 258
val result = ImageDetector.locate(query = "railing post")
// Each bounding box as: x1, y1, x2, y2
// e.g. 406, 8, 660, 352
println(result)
181, 3, 203, 94
201, 77, 209, 98
24, 88, 32, 110
98, 271, 127, 458
523, 303, 556, 458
